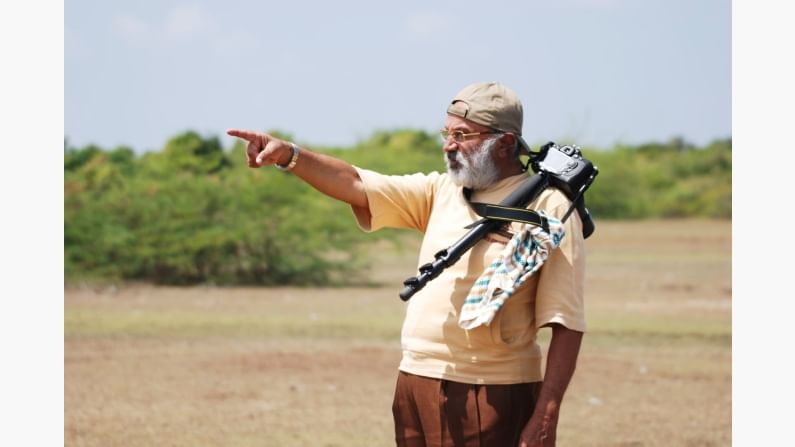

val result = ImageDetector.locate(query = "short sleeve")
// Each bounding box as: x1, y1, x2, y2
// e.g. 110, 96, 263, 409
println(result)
352, 167, 439, 233
532, 189, 587, 332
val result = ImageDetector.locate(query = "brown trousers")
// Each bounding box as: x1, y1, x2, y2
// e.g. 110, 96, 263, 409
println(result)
392, 371, 542, 447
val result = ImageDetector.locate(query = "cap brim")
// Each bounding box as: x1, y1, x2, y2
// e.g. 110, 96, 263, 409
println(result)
517, 136, 532, 155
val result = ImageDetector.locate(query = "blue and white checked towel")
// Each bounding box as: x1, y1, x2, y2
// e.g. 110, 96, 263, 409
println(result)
458, 210, 565, 330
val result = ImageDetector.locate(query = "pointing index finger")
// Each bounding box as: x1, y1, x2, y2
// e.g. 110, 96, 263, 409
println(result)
226, 128, 259, 141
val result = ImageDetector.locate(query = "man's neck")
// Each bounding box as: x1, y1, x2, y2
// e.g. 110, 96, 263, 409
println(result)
496, 160, 526, 180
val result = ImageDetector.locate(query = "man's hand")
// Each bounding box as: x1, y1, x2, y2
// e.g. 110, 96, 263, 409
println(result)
226, 129, 292, 168
518, 399, 559, 447
225, 127, 369, 210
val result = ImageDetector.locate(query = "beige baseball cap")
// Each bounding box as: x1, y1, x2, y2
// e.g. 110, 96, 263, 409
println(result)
447, 81, 531, 155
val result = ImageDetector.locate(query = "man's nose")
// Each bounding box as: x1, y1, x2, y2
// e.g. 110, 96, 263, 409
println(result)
442, 139, 458, 153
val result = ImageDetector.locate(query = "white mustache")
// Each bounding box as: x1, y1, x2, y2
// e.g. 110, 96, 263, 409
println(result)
445, 137, 500, 189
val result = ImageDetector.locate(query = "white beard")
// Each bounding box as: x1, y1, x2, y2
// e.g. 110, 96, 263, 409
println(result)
445, 137, 501, 190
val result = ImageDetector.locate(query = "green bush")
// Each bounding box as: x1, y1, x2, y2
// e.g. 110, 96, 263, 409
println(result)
64, 131, 731, 285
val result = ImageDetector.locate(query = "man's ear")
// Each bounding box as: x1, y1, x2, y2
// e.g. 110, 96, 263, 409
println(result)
496, 134, 517, 159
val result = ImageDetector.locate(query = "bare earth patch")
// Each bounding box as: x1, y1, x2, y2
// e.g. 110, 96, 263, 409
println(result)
65, 219, 731, 446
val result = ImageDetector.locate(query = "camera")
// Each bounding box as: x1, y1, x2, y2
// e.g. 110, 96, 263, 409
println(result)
529, 142, 598, 238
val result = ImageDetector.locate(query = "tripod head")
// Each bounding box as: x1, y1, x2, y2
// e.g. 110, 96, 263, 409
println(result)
526, 142, 598, 238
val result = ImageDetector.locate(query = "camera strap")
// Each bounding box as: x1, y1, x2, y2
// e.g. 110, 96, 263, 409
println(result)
462, 187, 550, 233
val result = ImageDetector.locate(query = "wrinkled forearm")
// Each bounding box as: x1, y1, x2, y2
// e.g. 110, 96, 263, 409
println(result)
538, 324, 583, 403
518, 325, 583, 446
290, 148, 369, 209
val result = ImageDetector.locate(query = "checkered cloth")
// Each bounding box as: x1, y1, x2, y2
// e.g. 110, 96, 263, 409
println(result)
458, 210, 565, 330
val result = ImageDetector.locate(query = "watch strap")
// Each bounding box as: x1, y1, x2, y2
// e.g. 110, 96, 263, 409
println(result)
275, 143, 300, 171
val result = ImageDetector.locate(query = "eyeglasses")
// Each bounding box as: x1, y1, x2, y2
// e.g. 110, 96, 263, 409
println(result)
439, 129, 499, 143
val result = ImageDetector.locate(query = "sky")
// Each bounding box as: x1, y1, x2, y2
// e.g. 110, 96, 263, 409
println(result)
65, 0, 731, 153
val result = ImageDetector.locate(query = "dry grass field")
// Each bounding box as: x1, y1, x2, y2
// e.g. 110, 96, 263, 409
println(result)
65, 219, 731, 447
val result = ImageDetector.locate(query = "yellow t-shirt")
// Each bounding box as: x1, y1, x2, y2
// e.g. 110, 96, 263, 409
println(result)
353, 168, 586, 385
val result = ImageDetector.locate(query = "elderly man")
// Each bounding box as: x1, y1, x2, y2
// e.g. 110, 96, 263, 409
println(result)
228, 82, 586, 447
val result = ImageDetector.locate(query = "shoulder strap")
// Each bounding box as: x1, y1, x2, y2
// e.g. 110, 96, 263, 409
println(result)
463, 188, 549, 233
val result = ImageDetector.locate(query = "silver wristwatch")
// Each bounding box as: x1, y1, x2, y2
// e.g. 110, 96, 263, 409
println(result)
275, 143, 300, 171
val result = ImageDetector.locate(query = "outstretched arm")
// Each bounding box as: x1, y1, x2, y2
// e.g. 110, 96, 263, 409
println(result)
518, 323, 583, 447
227, 129, 370, 213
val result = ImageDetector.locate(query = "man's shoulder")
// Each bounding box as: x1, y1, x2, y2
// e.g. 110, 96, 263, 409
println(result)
399, 170, 452, 191
410, 170, 446, 182
357, 168, 447, 187
365, 168, 446, 182
530, 187, 572, 212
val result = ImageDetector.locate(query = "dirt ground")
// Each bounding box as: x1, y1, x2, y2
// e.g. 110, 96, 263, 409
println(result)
65, 219, 731, 446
